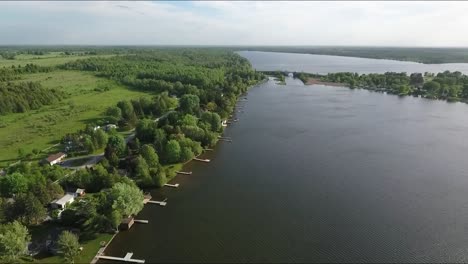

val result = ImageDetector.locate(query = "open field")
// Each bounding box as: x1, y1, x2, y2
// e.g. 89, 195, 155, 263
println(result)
0, 70, 148, 167
0, 53, 115, 67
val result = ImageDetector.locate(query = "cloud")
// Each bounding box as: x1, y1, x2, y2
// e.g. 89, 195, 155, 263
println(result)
0, 1, 467, 46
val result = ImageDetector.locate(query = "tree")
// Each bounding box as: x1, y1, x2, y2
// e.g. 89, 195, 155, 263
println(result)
0, 221, 30, 263
140, 145, 159, 168
109, 182, 144, 217
0, 173, 29, 197
200, 112, 222, 132
133, 156, 150, 184
410, 73, 424, 86
16, 193, 47, 225
165, 140, 181, 164
423, 81, 441, 93
106, 106, 122, 120
94, 129, 108, 149
57, 231, 80, 264
106, 134, 126, 157
179, 94, 200, 115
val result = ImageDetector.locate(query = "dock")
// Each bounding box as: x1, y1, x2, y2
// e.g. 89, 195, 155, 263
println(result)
218, 136, 232, 139
134, 219, 149, 224
164, 183, 180, 188
146, 198, 168, 206
204, 148, 214, 151
98, 252, 145, 263
176, 171, 192, 175
194, 158, 211, 163
142, 193, 152, 204
218, 138, 232, 142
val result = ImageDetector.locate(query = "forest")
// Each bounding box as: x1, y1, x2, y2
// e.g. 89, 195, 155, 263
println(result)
0, 48, 264, 263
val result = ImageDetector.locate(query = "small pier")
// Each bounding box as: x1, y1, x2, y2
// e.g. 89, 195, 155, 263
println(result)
204, 148, 214, 151
164, 183, 180, 188
134, 219, 149, 224
146, 198, 168, 206
218, 136, 232, 139
176, 171, 192, 175
218, 138, 232, 142
194, 158, 211, 163
98, 252, 145, 263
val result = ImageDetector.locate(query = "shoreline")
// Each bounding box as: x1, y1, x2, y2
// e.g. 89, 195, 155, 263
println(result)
305, 78, 348, 87
96, 79, 263, 263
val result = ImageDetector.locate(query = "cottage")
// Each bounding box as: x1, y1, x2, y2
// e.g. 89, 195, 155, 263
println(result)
119, 216, 135, 231
45, 152, 66, 166
50, 194, 75, 210
104, 124, 117, 131
75, 188, 85, 197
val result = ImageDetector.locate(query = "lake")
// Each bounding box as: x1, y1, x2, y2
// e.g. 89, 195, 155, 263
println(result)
237, 50, 468, 74
101, 73, 468, 262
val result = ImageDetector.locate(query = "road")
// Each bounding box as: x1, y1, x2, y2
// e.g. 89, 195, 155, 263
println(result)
60, 128, 135, 170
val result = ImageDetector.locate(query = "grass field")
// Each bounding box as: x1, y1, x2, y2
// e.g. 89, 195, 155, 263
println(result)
0, 53, 115, 67
0, 70, 148, 167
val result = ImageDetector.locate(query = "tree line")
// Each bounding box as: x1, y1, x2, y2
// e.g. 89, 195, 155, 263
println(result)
295, 70, 468, 101
0, 81, 65, 115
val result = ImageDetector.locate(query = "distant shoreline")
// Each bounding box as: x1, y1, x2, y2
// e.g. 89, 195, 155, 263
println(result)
305, 78, 347, 87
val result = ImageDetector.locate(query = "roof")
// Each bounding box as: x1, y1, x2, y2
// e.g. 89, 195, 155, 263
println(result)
52, 194, 74, 206
46, 152, 66, 163
75, 188, 85, 193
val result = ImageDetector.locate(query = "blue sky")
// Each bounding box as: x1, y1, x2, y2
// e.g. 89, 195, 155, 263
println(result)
1, 1, 468, 46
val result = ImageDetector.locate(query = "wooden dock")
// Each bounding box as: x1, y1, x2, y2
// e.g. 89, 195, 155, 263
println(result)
194, 158, 210, 163
218, 138, 232, 142
164, 183, 180, 188
204, 148, 214, 151
134, 219, 149, 224
218, 136, 232, 139
98, 252, 145, 263
176, 171, 192, 175
146, 198, 167, 206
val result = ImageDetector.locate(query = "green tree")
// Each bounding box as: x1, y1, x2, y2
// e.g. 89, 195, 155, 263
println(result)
165, 140, 181, 164
106, 134, 126, 156
0, 221, 30, 263
179, 94, 200, 115
94, 129, 109, 149
140, 144, 159, 168
109, 182, 144, 217
57, 231, 80, 264
0, 173, 29, 197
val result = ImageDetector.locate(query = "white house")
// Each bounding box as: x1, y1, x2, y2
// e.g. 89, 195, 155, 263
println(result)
50, 194, 75, 210
104, 124, 117, 131
45, 152, 66, 166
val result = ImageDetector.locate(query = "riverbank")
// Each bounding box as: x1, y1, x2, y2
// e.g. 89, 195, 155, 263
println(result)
305, 78, 347, 87
96, 79, 262, 263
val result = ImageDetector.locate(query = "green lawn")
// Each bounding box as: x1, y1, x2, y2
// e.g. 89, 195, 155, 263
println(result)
32, 233, 115, 264
0, 54, 115, 67
0, 70, 149, 167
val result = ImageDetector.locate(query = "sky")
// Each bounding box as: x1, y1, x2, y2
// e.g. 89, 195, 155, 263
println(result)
1, 1, 468, 46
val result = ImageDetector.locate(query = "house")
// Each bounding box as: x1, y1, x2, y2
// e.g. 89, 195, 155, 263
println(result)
45, 152, 66, 166
93, 126, 101, 131
50, 194, 75, 210
119, 216, 135, 231
75, 188, 85, 197
104, 124, 117, 131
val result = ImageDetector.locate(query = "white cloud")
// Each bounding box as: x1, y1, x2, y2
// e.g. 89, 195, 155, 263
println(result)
0, 1, 468, 46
